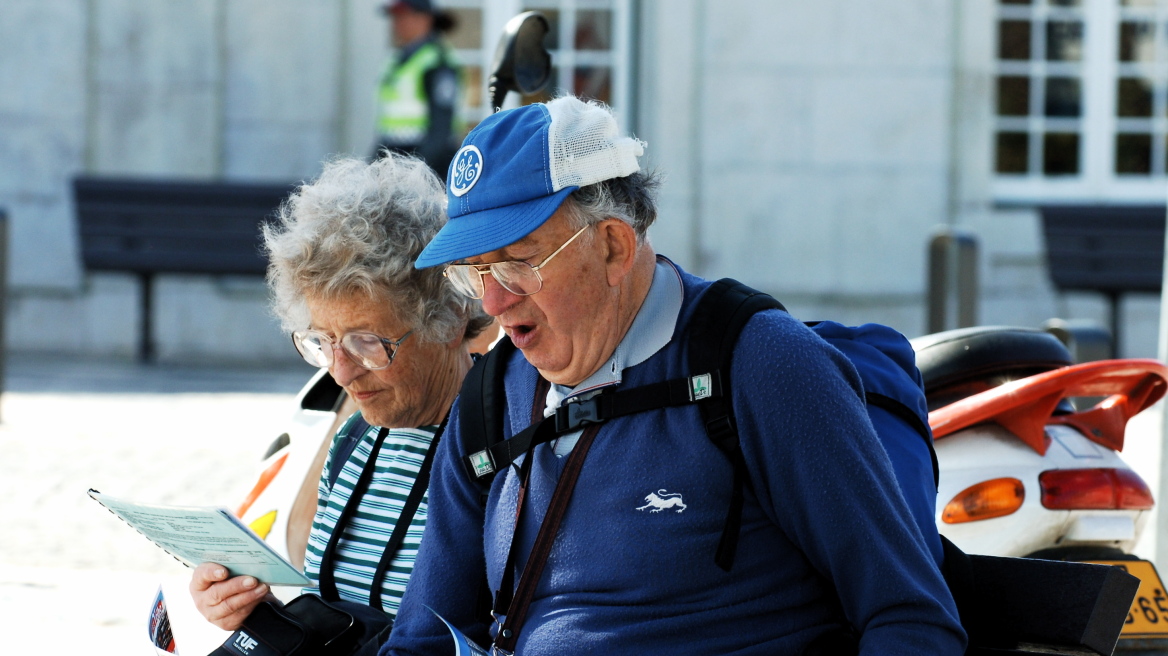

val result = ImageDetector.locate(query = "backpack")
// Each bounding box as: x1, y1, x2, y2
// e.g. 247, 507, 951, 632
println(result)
456, 278, 939, 571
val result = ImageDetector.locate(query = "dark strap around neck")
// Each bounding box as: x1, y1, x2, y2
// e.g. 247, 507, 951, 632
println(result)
492, 421, 601, 653
318, 417, 446, 606
319, 426, 389, 601
368, 414, 447, 608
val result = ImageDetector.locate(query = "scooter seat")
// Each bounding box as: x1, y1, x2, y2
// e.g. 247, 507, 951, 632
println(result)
911, 326, 1072, 409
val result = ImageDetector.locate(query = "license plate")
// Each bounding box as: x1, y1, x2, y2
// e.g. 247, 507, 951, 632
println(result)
1090, 560, 1168, 638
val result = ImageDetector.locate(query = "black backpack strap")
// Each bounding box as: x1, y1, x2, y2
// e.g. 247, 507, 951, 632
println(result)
866, 392, 940, 488
687, 278, 786, 572
458, 338, 515, 494
328, 414, 373, 489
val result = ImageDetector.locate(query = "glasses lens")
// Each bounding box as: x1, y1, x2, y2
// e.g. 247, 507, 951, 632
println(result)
294, 331, 332, 367
342, 332, 391, 369
492, 261, 542, 296
446, 265, 485, 299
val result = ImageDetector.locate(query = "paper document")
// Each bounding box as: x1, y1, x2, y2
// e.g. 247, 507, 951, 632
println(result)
430, 608, 490, 656
89, 489, 310, 586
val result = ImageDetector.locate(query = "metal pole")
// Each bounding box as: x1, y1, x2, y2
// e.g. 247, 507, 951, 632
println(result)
927, 232, 950, 334
927, 228, 980, 334
0, 210, 8, 421
955, 232, 979, 328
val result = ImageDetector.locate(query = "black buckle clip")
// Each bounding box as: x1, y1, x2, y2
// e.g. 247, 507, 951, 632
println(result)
555, 397, 603, 432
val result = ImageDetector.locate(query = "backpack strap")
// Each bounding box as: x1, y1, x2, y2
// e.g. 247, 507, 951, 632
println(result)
327, 413, 373, 489
866, 391, 939, 488
686, 278, 786, 572
458, 338, 515, 496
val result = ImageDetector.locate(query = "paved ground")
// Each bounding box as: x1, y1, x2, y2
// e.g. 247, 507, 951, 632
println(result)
0, 353, 313, 655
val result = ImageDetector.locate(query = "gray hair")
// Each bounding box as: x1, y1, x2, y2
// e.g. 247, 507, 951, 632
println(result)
560, 170, 661, 241
263, 153, 492, 343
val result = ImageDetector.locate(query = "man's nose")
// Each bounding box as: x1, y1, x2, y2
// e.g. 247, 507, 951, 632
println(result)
479, 274, 522, 317
329, 346, 365, 387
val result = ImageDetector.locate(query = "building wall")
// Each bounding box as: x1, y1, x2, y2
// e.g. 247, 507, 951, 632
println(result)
0, 0, 1158, 362
638, 0, 1159, 359
0, 0, 384, 364
639, 0, 955, 337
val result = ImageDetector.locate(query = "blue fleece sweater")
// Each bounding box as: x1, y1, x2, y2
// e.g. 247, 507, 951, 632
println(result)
384, 269, 966, 655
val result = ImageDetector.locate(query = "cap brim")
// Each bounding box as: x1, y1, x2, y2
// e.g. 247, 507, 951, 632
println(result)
416, 186, 576, 268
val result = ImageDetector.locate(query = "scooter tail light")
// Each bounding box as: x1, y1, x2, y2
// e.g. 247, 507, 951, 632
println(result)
1039, 467, 1154, 511
942, 477, 1025, 524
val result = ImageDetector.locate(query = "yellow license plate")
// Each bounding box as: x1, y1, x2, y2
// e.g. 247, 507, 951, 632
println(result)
1091, 560, 1168, 638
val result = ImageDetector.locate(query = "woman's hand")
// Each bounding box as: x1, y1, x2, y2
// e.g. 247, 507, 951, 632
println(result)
189, 562, 274, 631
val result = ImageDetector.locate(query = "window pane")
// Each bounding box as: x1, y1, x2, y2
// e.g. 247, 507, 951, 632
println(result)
576, 10, 612, 50
998, 76, 1031, 116
1043, 132, 1080, 175
446, 8, 482, 49
1047, 21, 1084, 61
1117, 78, 1154, 117
1119, 21, 1155, 63
1116, 134, 1152, 173
1049, 0, 1081, 5
1001, 0, 1031, 4
997, 132, 1029, 173
1045, 77, 1081, 117
523, 7, 560, 50
573, 66, 612, 104
1000, 21, 1032, 60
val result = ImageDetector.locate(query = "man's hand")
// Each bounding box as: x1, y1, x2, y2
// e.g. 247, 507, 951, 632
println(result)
189, 562, 274, 631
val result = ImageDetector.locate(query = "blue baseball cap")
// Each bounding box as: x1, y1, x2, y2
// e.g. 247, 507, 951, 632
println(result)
415, 96, 644, 268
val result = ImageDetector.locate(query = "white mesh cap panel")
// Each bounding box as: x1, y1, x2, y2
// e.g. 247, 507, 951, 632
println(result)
546, 97, 645, 191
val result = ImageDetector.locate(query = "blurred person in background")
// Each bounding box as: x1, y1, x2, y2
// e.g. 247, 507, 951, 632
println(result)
373, 0, 463, 177
189, 153, 491, 650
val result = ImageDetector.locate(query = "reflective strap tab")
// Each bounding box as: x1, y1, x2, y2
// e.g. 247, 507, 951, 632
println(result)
468, 449, 495, 478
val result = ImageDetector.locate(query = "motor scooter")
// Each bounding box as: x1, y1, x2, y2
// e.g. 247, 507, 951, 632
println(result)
915, 325, 1168, 654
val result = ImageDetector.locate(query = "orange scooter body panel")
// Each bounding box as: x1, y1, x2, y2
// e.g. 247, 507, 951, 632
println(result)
929, 359, 1168, 455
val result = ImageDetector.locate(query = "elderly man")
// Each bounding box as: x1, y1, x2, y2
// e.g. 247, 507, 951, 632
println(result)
383, 96, 966, 655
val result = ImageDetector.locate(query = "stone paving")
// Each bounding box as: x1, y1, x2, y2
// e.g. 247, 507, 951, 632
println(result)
0, 353, 313, 654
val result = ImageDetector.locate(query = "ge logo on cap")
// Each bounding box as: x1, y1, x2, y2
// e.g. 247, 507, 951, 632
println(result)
450, 145, 483, 197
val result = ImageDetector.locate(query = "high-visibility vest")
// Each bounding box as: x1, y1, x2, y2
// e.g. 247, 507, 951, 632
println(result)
377, 40, 460, 143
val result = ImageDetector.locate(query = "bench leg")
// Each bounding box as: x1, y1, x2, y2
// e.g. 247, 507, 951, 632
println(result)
138, 272, 153, 363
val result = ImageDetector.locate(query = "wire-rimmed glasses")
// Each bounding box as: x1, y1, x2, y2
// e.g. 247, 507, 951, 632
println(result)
443, 226, 589, 300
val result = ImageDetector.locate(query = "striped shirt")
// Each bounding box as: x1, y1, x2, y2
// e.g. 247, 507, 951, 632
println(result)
302, 413, 436, 617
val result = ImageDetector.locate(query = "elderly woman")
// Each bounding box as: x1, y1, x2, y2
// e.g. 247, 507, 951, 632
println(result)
188, 153, 491, 642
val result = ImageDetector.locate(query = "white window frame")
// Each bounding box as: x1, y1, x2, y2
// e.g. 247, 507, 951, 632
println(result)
992, 0, 1168, 204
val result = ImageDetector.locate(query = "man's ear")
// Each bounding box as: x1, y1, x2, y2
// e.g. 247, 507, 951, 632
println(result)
599, 218, 639, 286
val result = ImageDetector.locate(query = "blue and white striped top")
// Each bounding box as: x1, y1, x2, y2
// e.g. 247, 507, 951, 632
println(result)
302, 413, 436, 617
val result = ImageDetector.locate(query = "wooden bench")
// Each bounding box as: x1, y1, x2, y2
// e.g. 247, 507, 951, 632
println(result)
74, 176, 294, 361
1039, 204, 1165, 356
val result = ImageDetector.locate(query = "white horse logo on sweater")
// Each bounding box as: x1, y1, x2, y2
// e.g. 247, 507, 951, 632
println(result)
637, 489, 687, 513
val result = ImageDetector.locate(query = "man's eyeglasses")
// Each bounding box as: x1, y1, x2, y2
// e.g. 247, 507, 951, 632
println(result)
291, 329, 412, 370
443, 226, 589, 300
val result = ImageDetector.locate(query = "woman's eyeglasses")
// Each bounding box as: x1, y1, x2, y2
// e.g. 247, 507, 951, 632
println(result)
291, 330, 412, 370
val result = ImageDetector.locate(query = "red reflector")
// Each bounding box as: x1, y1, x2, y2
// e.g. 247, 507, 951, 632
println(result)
1039, 468, 1154, 511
